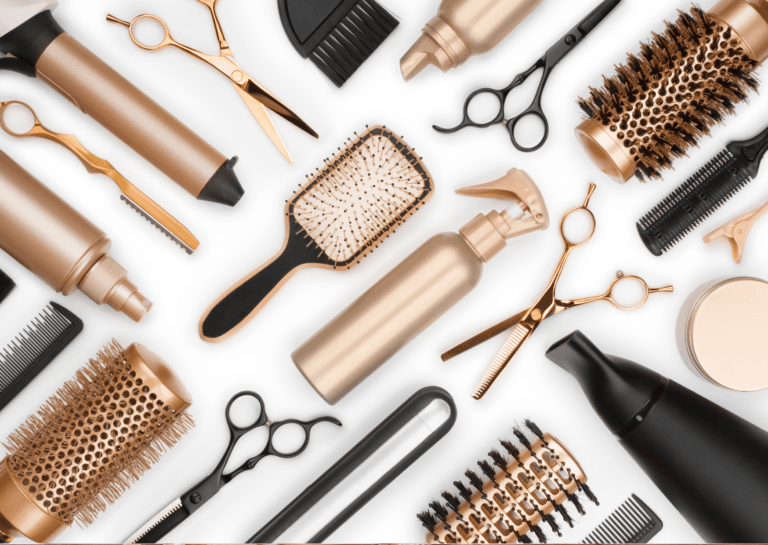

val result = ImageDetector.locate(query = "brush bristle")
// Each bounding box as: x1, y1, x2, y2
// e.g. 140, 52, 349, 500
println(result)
288, 125, 433, 268
578, 5, 759, 181
4, 341, 194, 527
310, 0, 399, 87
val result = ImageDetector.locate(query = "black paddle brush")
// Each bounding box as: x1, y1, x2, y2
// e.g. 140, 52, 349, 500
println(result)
278, 0, 399, 87
637, 124, 768, 256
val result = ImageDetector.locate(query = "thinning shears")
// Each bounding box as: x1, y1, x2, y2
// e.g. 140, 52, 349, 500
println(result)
442, 185, 674, 400
108, 0, 318, 163
433, 0, 623, 152
124, 391, 341, 543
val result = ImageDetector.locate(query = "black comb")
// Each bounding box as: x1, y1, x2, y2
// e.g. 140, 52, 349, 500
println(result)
582, 495, 663, 544
637, 125, 768, 256
278, 0, 399, 87
0, 270, 14, 305
0, 302, 83, 411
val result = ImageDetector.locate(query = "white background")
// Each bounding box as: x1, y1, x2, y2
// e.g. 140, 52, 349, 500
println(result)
2, 0, 768, 543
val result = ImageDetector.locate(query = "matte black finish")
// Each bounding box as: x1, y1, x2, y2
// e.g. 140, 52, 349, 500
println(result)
248, 387, 457, 544
197, 156, 244, 206
581, 495, 662, 543
0, 10, 63, 70
278, 0, 399, 87
637, 124, 768, 256
0, 302, 83, 411
0, 270, 14, 305
546, 330, 768, 543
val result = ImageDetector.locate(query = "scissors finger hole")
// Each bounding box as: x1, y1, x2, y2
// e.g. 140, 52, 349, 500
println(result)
271, 423, 309, 456
509, 112, 547, 150
611, 276, 650, 310
0, 102, 36, 135
130, 15, 169, 49
561, 208, 596, 246
227, 393, 264, 429
467, 91, 503, 125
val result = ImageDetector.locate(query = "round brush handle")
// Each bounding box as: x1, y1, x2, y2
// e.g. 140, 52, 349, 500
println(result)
199, 246, 306, 342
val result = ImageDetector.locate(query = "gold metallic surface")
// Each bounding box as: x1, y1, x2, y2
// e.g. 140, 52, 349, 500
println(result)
0, 150, 151, 321
292, 169, 548, 405
709, 0, 768, 63
35, 33, 227, 198
0, 101, 199, 253
704, 198, 768, 262
0, 342, 194, 543
400, 0, 545, 80
677, 277, 768, 392
424, 433, 587, 543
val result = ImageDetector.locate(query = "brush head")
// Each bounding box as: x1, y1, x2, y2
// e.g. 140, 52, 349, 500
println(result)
576, 5, 760, 183
287, 125, 433, 268
0, 341, 193, 543
278, 0, 399, 87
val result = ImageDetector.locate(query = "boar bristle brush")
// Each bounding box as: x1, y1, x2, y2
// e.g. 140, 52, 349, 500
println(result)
0, 341, 194, 543
576, 2, 767, 184
418, 421, 597, 544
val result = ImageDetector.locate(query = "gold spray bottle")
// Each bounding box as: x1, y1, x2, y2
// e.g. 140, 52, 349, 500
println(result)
400, 0, 546, 81
0, 150, 151, 322
292, 169, 549, 405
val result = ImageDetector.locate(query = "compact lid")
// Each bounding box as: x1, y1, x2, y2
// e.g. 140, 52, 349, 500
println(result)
689, 277, 768, 391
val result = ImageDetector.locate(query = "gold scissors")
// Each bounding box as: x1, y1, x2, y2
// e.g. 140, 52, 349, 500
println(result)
442, 184, 674, 400
107, 0, 318, 163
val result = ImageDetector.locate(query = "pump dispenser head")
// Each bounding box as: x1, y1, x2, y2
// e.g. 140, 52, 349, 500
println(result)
457, 168, 549, 262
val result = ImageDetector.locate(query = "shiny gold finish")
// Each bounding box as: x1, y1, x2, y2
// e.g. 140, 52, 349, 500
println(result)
107, 0, 318, 163
704, 199, 768, 263
292, 169, 548, 405
424, 433, 587, 544
0, 100, 199, 254
0, 341, 193, 543
0, 151, 152, 322
400, 0, 546, 81
576, 1, 766, 183
35, 33, 229, 199
464, 186, 673, 399
677, 277, 768, 392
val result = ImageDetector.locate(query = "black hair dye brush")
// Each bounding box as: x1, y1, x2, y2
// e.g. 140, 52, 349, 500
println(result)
278, 0, 399, 87
637, 125, 768, 255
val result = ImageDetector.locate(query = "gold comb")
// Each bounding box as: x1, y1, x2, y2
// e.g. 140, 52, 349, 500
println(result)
200, 125, 434, 343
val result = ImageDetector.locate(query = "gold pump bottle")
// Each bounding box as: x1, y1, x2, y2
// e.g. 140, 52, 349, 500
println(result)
0, 150, 151, 322
401, 0, 546, 81
292, 169, 549, 405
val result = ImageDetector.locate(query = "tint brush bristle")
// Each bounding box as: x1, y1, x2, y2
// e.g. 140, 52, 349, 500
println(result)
418, 422, 595, 543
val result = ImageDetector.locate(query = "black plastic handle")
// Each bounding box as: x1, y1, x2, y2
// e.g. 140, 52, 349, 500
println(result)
727, 123, 768, 178
0, 57, 36, 77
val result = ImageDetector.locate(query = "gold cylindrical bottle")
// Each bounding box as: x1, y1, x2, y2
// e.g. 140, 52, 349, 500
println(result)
293, 169, 549, 405
0, 150, 151, 321
400, 0, 546, 81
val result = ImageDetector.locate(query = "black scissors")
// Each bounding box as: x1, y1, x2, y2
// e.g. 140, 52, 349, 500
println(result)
124, 391, 341, 543
433, 0, 623, 152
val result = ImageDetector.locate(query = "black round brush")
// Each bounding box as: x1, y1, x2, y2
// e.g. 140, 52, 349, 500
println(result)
637, 124, 768, 255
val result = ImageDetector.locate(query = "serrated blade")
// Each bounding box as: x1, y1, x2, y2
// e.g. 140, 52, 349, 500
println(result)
120, 194, 196, 255
124, 497, 184, 544
473, 323, 533, 400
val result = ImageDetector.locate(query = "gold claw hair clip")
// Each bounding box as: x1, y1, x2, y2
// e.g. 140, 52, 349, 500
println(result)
0, 100, 199, 254
704, 199, 768, 263
443, 184, 673, 400
108, 0, 318, 163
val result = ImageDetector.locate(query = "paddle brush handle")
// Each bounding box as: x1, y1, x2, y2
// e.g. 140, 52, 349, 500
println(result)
199, 248, 305, 342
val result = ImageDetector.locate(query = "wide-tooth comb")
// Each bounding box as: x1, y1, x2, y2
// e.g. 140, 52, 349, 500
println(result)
0, 302, 83, 412
278, 0, 399, 87
581, 495, 663, 544
200, 124, 434, 342
418, 423, 594, 544
637, 124, 768, 255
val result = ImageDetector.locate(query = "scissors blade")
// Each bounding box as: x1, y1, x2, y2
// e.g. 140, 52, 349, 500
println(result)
442, 310, 527, 362
233, 82, 292, 163
473, 323, 534, 400
577, 0, 623, 37
124, 497, 190, 543
242, 79, 319, 139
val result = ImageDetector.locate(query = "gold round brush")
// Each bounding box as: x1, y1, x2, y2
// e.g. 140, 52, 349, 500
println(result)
576, 0, 768, 183
0, 341, 194, 543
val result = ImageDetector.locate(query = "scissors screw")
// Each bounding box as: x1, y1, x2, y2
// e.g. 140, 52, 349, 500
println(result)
616, 271, 624, 278
565, 35, 576, 46
190, 493, 202, 504
531, 309, 543, 321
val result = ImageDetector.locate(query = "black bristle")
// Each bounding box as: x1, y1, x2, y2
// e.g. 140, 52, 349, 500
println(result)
513, 427, 532, 451
465, 469, 486, 495
555, 501, 574, 528
580, 482, 599, 506
417, 510, 438, 534
539, 510, 561, 537
524, 420, 546, 443
478, 460, 498, 483
562, 486, 585, 515
429, 501, 450, 523
453, 480, 475, 507
442, 491, 462, 515
531, 523, 547, 543
500, 439, 522, 463
489, 449, 510, 476
518, 532, 533, 543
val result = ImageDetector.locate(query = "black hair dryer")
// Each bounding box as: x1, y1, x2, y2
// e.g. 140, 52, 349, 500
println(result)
546, 330, 768, 543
